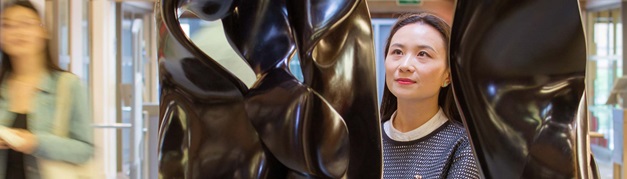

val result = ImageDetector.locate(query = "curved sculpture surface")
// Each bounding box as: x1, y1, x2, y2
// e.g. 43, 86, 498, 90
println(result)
450, 0, 595, 178
156, 0, 382, 178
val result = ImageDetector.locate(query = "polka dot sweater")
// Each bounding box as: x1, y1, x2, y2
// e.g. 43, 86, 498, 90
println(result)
382, 121, 480, 179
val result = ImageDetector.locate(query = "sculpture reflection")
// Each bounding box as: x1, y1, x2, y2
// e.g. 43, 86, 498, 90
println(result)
450, 0, 596, 178
156, 0, 381, 178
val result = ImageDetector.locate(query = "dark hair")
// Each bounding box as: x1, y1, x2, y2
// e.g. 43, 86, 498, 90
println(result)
380, 12, 459, 123
0, 0, 63, 88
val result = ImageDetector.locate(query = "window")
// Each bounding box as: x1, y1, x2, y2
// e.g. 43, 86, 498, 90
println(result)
587, 8, 622, 152
373, 19, 396, 104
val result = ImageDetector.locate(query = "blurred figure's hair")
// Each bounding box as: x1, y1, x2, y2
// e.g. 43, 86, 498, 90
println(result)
0, 0, 64, 97
379, 12, 459, 123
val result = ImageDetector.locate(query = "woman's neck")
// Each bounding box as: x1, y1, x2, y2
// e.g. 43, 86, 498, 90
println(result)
392, 97, 440, 133
10, 53, 48, 83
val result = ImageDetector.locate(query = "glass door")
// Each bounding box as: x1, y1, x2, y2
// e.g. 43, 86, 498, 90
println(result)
117, 2, 156, 178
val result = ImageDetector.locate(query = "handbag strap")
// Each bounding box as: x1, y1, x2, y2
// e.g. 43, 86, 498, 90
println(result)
51, 72, 73, 137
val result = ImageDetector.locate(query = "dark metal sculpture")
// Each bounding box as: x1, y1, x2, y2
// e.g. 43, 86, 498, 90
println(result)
156, 0, 381, 178
450, 0, 596, 178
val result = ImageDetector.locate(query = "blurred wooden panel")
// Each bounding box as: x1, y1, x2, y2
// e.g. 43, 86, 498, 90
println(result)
367, 0, 455, 24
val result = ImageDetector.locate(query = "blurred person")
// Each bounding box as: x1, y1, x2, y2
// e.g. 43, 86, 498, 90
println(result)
379, 12, 479, 179
0, 1, 93, 178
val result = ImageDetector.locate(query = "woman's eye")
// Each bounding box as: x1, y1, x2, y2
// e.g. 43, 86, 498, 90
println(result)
418, 51, 429, 57
391, 49, 403, 55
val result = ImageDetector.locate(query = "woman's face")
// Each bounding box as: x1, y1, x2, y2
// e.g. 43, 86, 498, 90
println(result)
385, 23, 449, 102
0, 6, 47, 57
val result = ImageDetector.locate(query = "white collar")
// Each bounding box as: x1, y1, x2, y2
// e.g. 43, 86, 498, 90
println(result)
384, 107, 448, 142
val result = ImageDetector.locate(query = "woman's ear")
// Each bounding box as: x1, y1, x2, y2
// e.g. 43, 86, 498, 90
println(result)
42, 26, 50, 39
442, 70, 451, 87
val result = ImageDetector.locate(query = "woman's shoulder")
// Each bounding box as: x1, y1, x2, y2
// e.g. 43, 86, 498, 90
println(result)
54, 71, 79, 79
53, 71, 81, 84
439, 120, 470, 142
49, 71, 85, 94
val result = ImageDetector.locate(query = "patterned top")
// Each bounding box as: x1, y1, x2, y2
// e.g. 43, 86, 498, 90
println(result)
382, 112, 480, 179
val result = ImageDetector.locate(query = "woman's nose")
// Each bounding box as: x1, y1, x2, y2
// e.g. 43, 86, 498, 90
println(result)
398, 55, 415, 73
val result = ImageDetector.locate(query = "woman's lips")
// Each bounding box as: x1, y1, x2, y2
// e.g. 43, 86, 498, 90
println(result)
396, 78, 416, 85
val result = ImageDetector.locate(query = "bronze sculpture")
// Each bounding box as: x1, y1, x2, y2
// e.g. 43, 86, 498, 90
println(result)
450, 0, 598, 178
156, 0, 381, 178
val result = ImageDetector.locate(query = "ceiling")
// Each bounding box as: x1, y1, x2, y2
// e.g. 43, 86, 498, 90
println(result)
173, 0, 457, 24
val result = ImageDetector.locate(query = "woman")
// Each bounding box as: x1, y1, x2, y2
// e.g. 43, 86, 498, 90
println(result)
380, 12, 479, 179
0, 1, 93, 178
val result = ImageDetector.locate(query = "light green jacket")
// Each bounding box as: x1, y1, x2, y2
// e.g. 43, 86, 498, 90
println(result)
0, 71, 94, 179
